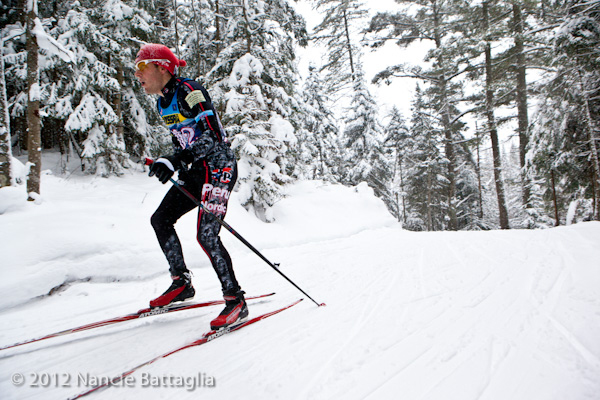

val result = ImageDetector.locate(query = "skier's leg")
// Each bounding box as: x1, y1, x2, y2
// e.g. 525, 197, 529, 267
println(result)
149, 185, 197, 307
151, 185, 196, 276
195, 154, 247, 329
196, 159, 240, 294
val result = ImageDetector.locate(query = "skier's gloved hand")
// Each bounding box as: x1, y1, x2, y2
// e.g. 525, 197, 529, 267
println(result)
148, 151, 193, 184
149, 157, 176, 184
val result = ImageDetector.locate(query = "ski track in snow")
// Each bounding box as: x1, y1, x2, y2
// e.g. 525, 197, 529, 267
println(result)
1, 167, 600, 400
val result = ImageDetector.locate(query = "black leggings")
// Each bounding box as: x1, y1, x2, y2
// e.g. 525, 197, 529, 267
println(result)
150, 162, 240, 295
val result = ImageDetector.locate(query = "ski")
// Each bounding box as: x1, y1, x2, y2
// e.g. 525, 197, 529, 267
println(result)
68, 299, 303, 399
0, 293, 275, 351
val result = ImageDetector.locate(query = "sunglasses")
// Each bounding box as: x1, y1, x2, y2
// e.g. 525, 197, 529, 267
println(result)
135, 59, 171, 72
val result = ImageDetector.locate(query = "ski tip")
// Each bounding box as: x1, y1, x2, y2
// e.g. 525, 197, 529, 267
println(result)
318, 303, 326, 307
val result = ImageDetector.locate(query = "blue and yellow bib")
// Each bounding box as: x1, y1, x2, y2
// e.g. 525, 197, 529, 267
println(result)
157, 79, 214, 150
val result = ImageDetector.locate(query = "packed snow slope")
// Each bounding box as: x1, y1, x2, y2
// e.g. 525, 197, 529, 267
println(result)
1, 157, 599, 400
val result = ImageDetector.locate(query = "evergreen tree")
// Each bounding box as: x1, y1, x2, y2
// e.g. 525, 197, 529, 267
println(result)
404, 85, 446, 231
383, 106, 410, 222
342, 66, 392, 210
366, 0, 470, 230
173, 0, 215, 79
481, 0, 510, 229
312, 0, 368, 97
8, 0, 598, 228
312, 1, 399, 212
58, 0, 163, 175
509, 1, 533, 210
3, 0, 165, 176
530, 0, 600, 222
468, 0, 558, 225
296, 64, 341, 182
205, 0, 307, 221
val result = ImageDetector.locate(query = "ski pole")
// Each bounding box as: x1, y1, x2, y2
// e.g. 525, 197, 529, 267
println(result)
144, 158, 325, 307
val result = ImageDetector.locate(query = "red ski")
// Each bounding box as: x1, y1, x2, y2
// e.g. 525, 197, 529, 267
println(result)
68, 299, 303, 399
0, 293, 275, 351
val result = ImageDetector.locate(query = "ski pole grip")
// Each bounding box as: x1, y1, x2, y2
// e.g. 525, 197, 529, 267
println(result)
144, 157, 154, 166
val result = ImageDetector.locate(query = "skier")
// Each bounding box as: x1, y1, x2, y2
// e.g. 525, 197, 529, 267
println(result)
134, 43, 247, 330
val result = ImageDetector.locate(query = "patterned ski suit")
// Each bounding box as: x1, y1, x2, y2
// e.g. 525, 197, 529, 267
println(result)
150, 76, 241, 296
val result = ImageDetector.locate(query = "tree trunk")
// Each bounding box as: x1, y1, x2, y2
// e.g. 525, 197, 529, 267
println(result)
591, 167, 598, 221
0, 42, 12, 188
342, 9, 356, 80
242, 0, 252, 54
440, 79, 457, 230
427, 168, 433, 231
581, 82, 600, 220
114, 62, 124, 140
475, 124, 484, 219
215, 0, 222, 55
399, 157, 407, 224
483, 1, 510, 229
512, 2, 532, 210
550, 169, 559, 226
191, 0, 203, 75
432, 0, 457, 230
26, 1, 41, 201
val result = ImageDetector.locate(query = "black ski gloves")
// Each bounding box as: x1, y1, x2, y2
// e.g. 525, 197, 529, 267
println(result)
149, 150, 195, 184
148, 153, 182, 184
149, 157, 176, 184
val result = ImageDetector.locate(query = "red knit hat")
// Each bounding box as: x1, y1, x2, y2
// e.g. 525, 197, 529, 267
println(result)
135, 44, 187, 75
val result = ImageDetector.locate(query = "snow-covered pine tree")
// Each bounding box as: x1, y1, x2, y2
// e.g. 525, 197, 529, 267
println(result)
2, 0, 165, 177
342, 66, 393, 211
383, 106, 410, 223
311, 0, 396, 211
22, 1, 75, 197
453, 0, 556, 226
508, 1, 534, 211
57, 6, 125, 175
452, 143, 485, 230
100, 0, 158, 154
65, 91, 121, 175
442, 0, 511, 229
3, 9, 69, 173
205, 0, 307, 221
312, 0, 367, 97
57, 0, 166, 175
555, 0, 600, 221
295, 64, 341, 182
366, 0, 468, 230
481, 1, 510, 229
171, 0, 215, 80
2, 16, 28, 173
529, 0, 600, 223
403, 85, 446, 231
0, 3, 21, 186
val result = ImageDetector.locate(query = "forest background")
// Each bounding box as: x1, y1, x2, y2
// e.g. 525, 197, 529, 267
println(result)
1, 0, 599, 230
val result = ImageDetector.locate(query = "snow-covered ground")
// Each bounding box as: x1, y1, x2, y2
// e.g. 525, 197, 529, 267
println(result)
1, 155, 599, 400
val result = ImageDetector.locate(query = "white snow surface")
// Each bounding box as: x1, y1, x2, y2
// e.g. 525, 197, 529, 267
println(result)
1, 155, 600, 400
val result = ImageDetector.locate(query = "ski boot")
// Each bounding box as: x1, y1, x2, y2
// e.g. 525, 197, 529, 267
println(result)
210, 290, 248, 330
150, 272, 195, 308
